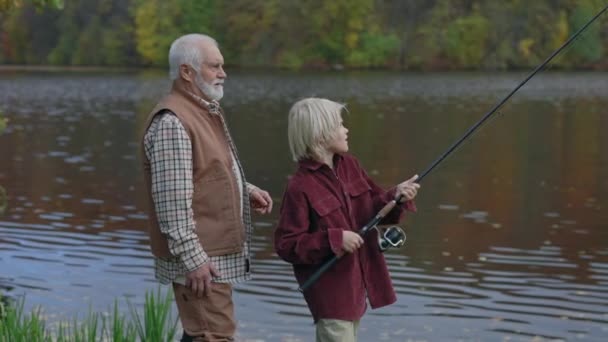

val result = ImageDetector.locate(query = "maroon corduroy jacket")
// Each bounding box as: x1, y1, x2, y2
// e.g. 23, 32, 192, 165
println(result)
274, 153, 416, 322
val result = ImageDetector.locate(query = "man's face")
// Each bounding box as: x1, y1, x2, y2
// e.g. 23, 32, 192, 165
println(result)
194, 43, 226, 101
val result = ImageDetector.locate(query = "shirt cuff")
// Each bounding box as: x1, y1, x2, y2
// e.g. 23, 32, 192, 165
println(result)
181, 245, 209, 273
403, 200, 417, 212
246, 182, 259, 195
327, 228, 343, 255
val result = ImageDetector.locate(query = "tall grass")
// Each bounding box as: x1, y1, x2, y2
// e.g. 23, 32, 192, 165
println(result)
0, 288, 178, 342
129, 287, 178, 341
0, 298, 49, 341
104, 299, 137, 342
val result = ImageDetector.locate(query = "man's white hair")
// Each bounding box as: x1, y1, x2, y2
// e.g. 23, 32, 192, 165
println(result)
168, 34, 218, 80
288, 98, 345, 162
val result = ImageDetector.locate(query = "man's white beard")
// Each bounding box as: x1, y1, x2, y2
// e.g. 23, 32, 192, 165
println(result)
195, 74, 223, 101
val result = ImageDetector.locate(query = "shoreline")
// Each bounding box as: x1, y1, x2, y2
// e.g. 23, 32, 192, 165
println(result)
0, 64, 145, 72
1, 64, 606, 73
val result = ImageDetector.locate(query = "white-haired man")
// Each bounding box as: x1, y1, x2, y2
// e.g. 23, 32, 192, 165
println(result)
141, 34, 273, 341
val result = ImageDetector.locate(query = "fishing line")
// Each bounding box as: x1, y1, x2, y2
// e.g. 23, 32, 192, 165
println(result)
438, 16, 597, 166
416, 4, 608, 183
298, 4, 608, 293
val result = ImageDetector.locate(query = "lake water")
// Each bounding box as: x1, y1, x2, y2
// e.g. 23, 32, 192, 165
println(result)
0, 70, 607, 341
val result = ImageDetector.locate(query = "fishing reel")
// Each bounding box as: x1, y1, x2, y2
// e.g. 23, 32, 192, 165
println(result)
373, 225, 406, 252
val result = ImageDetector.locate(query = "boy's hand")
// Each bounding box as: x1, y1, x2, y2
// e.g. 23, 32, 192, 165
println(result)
337, 230, 364, 257
396, 174, 420, 202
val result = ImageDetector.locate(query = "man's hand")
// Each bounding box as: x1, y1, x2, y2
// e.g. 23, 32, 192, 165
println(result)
186, 262, 220, 298
250, 187, 273, 214
396, 174, 420, 202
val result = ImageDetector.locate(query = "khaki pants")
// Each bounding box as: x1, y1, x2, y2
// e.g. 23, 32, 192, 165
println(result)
172, 282, 236, 342
316, 319, 360, 342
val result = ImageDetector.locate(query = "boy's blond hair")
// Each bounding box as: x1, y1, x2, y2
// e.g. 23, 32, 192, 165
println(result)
288, 98, 345, 162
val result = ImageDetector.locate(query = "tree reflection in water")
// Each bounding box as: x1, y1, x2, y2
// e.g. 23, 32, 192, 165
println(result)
0, 111, 6, 216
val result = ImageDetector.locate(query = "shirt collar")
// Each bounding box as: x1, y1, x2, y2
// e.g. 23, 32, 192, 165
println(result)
185, 91, 222, 115
172, 84, 222, 115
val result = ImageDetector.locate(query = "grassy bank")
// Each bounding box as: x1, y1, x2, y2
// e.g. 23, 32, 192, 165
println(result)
0, 288, 178, 342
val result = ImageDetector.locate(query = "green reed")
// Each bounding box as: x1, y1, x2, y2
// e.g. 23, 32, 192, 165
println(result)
0, 288, 177, 342
0, 298, 49, 341
129, 287, 179, 342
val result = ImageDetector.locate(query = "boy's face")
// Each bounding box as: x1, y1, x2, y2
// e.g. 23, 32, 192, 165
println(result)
325, 118, 349, 154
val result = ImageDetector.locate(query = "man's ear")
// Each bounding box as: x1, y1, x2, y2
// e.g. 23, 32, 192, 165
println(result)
179, 64, 194, 82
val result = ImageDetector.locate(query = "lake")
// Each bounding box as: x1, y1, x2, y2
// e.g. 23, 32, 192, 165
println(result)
0, 69, 607, 341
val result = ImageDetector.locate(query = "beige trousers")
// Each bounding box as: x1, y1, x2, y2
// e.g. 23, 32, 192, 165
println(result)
316, 319, 360, 342
172, 282, 236, 342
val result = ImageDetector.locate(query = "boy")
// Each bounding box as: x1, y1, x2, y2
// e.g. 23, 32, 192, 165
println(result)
274, 98, 420, 341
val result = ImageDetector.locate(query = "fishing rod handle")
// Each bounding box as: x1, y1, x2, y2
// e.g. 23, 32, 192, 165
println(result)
378, 199, 397, 218
298, 255, 339, 292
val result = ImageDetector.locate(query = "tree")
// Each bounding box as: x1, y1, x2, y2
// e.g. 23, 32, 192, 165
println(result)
133, 0, 219, 66
445, 12, 490, 68
0, 0, 63, 11
567, 0, 603, 64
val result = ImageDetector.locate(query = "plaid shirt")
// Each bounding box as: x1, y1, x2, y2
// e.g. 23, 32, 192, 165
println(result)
143, 99, 253, 285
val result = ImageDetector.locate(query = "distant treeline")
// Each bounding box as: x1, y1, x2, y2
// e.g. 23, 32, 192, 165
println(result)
0, 0, 607, 70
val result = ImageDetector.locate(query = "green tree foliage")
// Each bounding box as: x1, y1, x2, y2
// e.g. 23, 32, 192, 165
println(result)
220, 0, 281, 66
408, 1, 452, 69
1, 0, 607, 70
0, 0, 62, 12
512, 1, 569, 66
568, 0, 603, 63
133, 0, 218, 66
133, 0, 180, 66
179, 0, 218, 37
445, 13, 490, 68
220, 0, 397, 69
0, 112, 5, 133
346, 32, 400, 68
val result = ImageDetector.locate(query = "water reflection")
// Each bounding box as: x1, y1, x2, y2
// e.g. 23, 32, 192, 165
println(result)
0, 70, 607, 341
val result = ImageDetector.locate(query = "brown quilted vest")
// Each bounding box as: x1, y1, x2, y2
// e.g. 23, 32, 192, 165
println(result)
141, 86, 245, 257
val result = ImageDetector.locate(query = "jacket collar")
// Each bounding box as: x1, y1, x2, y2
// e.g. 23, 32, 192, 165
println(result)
299, 153, 343, 171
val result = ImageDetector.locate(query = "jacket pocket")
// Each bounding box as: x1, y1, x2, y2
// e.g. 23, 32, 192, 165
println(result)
310, 195, 342, 217
346, 177, 371, 197
192, 165, 243, 255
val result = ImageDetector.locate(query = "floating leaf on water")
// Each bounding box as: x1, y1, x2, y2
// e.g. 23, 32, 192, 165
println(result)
438, 204, 459, 210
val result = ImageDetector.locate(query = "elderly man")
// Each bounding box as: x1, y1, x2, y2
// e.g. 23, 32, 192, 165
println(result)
141, 34, 273, 341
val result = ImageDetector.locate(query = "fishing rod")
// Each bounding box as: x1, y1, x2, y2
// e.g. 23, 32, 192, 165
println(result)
298, 4, 608, 293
